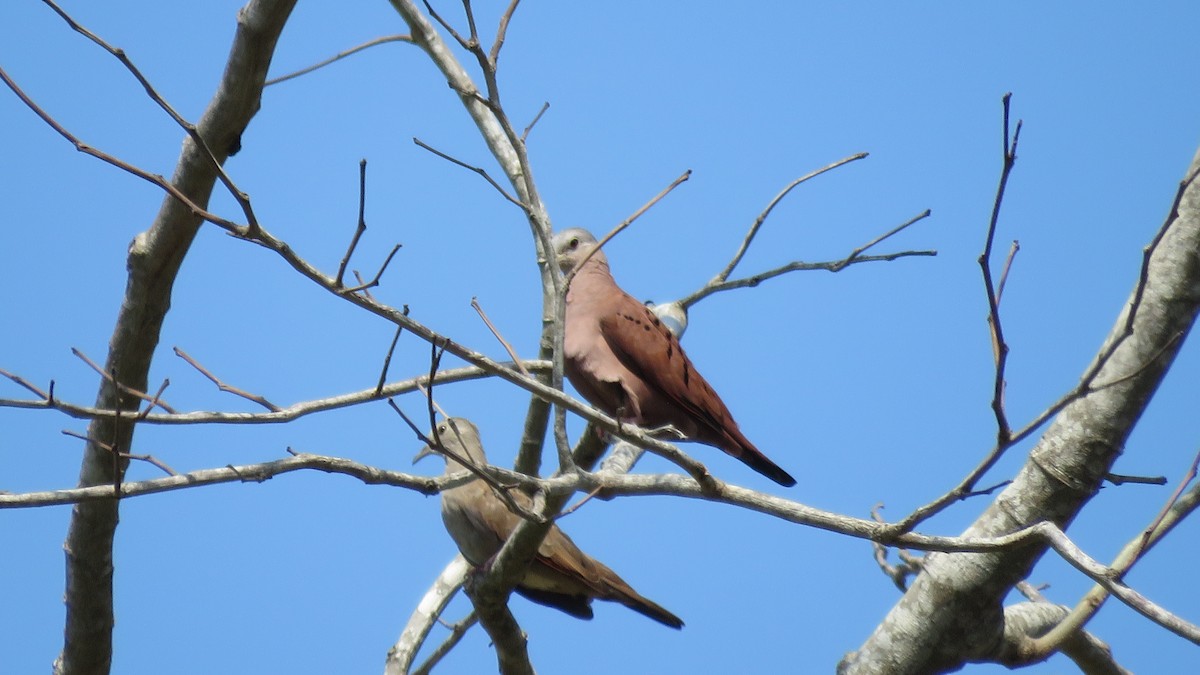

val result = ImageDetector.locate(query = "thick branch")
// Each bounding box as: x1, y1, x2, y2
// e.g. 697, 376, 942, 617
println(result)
841, 143, 1200, 673
384, 555, 470, 675
49, 3, 297, 674
387, 0, 558, 488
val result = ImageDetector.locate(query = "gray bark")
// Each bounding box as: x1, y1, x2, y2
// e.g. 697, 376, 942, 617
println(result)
840, 148, 1200, 673
53, 3, 296, 673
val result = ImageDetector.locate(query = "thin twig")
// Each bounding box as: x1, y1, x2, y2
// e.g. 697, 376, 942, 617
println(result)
471, 297, 529, 377
173, 347, 280, 412
1139, 448, 1200, 552
422, 0, 472, 50
996, 240, 1020, 306
72, 348, 177, 414
979, 92, 1022, 446
0, 361, 552, 425
520, 101, 550, 143
557, 487, 603, 520
412, 611, 479, 675
376, 322, 407, 398
869, 504, 923, 591
0, 367, 51, 400
1090, 331, 1184, 391
564, 169, 692, 284
339, 244, 402, 294
717, 152, 869, 283
136, 379, 171, 421
62, 429, 112, 451
829, 209, 932, 272
336, 159, 369, 288
488, 0, 521, 67
39, 0, 261, 233
425, 342, 447, 449
352, 270, 376, 301
415, 382, 453, 422
4, 451, 442, 508
265, 35, 414, 86
0, 65, 245, 236
412, 137, 526, 210
1106, 472, 1168, 486
893, 103, 1188, 537
680, 210, 936, 309
61, 430, 177, 476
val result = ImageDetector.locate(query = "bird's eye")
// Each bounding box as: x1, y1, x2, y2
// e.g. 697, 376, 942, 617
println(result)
438, 425, 446, 433
568, 237, 579, 250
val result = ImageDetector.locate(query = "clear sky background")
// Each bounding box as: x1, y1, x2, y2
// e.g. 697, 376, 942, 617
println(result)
2, 2, 1198, 673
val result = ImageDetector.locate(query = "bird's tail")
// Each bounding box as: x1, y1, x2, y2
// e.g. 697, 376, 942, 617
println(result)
616, 591, 685, 629
723, 428, 797, 487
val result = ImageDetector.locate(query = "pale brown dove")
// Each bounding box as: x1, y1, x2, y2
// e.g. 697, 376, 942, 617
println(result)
552, 227, 797, 487
414, 417, 684, 629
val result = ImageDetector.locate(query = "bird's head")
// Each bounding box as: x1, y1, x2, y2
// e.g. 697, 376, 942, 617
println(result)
551, 227, 606, 275
413, 417, 487, 472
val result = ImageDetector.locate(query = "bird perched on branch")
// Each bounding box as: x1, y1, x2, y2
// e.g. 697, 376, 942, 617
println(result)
552, 227, 796, 487
414, 417, 683, 629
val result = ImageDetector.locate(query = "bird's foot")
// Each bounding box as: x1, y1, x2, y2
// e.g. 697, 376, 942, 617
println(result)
642, 423, 686, 440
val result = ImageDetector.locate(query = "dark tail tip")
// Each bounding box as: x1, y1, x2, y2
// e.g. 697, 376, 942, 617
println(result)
734, 438, 797, 487
761, 461, 797, 487
628, 599, 685, 629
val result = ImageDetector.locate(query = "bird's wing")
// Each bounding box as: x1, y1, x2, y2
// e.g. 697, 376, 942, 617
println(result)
597, 294, 731, 434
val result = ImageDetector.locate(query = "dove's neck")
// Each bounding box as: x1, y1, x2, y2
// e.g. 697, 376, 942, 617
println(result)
443, 457, 471, 475
566, 259, 618, 302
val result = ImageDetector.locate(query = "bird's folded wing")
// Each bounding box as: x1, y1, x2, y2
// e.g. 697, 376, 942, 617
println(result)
598, 300, 729, 432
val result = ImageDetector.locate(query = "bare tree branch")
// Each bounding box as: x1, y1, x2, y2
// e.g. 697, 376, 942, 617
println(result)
411, 609, 477, 675
1024, 450, 1200, 656
678, 209, 935, 309
715, 152, 869, 283
38, 0, 264, 234
842, 104, 1200, 675
892, 133, 1190, 539
412, 137, 526, 210
72, 348, 177, 414
173, 347, 280, 411
8, 433, 1197, 651
472, 297, 530, 377
385, 555, 471, 675
336, 159, 370, 288
32, 4, 300, 672
562, 169, 693, 285
0, 362, 551, 425
520, 101, 550, 143
265, 34, 414, 86
1, 452, 439, 508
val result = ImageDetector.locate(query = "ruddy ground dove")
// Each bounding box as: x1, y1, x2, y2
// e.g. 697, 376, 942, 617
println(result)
552, 227, 796, 487
415, 417, 683, 629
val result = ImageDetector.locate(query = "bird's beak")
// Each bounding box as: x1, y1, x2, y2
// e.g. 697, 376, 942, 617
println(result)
412, 445, 437, 465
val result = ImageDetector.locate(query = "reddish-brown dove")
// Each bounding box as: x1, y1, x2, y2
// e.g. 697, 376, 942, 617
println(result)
553, 228, 796, 487
414, 417, 683, 629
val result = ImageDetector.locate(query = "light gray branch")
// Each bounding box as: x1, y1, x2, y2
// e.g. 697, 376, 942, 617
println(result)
7, 440, 1196, 649
47, 3, 298, 674
996, 602, 1129, 674
387, 0, 558, 487
840, 145, 1200, 673
1, 361, 551, 425
385, 555, 470, 675
1, 453, 437, 508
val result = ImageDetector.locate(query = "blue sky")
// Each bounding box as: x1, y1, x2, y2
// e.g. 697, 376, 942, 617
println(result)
2, 2, 1198, 673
